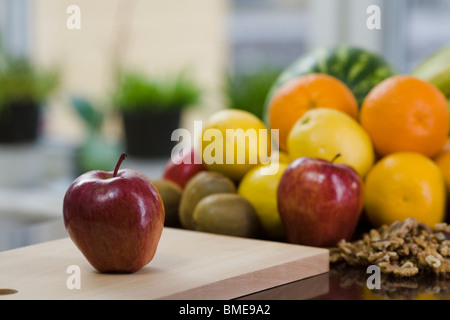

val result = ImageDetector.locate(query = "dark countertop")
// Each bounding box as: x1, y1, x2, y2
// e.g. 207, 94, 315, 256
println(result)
316, 264, 450, 300
239, 263, 450, 300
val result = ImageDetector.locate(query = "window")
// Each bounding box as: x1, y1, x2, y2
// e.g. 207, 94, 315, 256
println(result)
0, 0, 31, 57
229, 0, 310, 73
406, 0, 450, 72
229, 0, 450, 74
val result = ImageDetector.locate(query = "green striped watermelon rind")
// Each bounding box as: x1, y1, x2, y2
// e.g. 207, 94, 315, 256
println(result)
263, 45, 398, 125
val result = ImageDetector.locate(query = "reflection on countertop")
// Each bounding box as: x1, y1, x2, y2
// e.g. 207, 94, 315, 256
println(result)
239, 262, 450, 300
313, 262, 450, 300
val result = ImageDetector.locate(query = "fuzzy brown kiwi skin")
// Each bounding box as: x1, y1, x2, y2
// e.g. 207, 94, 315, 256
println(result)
193, 193, 261, 238
178, 171, 236, 230
153, 179, 183, 228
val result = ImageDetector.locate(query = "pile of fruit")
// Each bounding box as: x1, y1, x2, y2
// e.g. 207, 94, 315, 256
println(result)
62, 45, 450, 275
156, 45, 450, 250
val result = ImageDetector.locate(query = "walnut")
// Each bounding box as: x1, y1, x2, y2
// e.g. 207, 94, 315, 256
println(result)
425, 255, 441, 269
329, 218, 450, 277
434, 222, 450, 233
378, 261, 419, 277
369, 229, 381, 241
394, 266, 419, 277
371, 240, 391, 251
400, 261, 414, 268
438, 243, 449, 257
435, 232, 446, 241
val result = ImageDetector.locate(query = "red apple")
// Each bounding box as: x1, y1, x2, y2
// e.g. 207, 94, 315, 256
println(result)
162, 148, 206, 189
63, 153, 165, 273
277, 155, 363, 247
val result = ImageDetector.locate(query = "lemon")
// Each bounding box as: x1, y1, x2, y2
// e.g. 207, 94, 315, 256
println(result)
270, 149, 291, 165
201, 109, 272, 181
364, 152, 446, 227
287, 108, 374, 177
238, 163, 288, 240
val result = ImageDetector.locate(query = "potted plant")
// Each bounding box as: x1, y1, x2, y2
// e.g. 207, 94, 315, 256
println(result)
0, 49, 59, 143
70, 95, 123, 176
113, 71, 201, 158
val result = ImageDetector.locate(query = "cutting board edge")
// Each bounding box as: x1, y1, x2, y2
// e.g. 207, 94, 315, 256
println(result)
157, 248, 329, 300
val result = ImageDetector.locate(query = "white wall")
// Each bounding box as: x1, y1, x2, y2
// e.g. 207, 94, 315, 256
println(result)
31, 0, 230, 143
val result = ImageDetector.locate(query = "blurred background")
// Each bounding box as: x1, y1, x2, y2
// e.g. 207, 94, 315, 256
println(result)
0, 0, 449, 250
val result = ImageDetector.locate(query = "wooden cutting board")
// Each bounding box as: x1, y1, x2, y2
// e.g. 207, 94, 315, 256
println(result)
0, 227, 329, 300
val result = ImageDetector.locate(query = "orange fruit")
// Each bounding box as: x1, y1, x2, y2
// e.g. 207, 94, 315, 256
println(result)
267, 73, 358, 151
360, 75, 449, 158
364, 152, 446, 228
433, 137, 450, 195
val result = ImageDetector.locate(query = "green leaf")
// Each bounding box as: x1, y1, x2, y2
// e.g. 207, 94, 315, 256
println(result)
112, 70, 201, 112
70, 96, 103, 130
224, 64, 283, 120
0, 48, 60, 108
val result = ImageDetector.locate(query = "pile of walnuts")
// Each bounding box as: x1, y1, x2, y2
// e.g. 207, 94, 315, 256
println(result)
330, 218, 450, 277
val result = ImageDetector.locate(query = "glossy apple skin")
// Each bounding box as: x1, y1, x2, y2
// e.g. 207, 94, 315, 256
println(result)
162, 149, 206, 189
63, 169, 165, 273
277, 157, 364, 247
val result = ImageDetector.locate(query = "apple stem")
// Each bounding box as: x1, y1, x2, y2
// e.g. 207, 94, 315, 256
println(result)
331, 153, 341, 163
113, 152, 128, 177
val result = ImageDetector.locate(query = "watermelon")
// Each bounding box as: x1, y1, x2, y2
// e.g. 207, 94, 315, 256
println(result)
264, 45, 398, 122
411, 46, 450, 135
411, 45, 450, 98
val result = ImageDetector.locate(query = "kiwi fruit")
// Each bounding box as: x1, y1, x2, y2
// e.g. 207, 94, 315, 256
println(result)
153, 179, 183, 227
192, 193, 260, 238
179, 171, 236, 230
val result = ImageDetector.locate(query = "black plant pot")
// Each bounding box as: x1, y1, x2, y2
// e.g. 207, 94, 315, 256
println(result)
0, 100, 40, 144
122, 108, 182, 158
